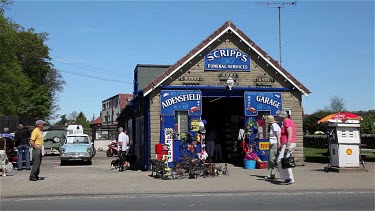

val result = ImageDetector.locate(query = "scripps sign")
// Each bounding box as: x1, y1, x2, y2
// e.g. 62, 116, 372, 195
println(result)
204, 48, 251, 71
160, 90, 202, 115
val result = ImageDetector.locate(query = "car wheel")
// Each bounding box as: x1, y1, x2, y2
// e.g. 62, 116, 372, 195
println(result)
87, 160, 92, 165
60, 160, 66, 166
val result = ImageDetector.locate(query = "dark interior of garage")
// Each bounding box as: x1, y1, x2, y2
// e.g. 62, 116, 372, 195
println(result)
202, 96, 244, 164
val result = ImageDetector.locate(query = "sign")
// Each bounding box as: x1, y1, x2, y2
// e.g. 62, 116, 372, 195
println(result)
259, 142, 270, 150
244, 92, 282, 116
190, 119, 200, 132
205, 48, 251, 71
164, 128, 174, 162
161, 90, 202, 115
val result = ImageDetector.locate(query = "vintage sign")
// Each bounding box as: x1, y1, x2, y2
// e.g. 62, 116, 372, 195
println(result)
244, 92, 282, 116
160, 90, 202, 115
259, 142, 270, 150
190, 119, 200, 132
164, 128, 174, 162
205, 48, 251, 71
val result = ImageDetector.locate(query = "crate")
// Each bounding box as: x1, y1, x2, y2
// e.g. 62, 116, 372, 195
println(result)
256, 161, 267, 169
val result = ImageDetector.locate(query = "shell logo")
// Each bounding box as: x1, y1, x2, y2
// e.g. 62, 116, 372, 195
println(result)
346, 148, 353, 155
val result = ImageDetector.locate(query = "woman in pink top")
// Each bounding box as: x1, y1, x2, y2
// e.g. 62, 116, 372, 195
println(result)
276, 110, 296, 184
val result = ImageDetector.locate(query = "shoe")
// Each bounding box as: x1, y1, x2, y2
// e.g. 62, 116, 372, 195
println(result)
26, 168, 31, 170
2, 174, 6, 177
36, 177, 44, 180
282, 179, 295, 184
29, 177, 37, 181
17, 169, 22, 171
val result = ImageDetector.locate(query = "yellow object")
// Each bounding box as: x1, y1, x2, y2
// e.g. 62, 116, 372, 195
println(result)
259, 142, 270, 150
346, 148, 352, 155
30, 127, 44, 147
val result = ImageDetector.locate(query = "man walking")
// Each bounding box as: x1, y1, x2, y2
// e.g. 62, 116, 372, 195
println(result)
29, 120, 46, 181
117, 127, 129, 171
14, 124, 31, 171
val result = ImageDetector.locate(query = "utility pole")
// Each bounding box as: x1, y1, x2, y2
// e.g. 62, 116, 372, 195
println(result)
257, 1, 296, 67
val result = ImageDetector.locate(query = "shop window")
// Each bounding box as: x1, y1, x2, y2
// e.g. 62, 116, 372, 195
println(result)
174, 111, 188, 139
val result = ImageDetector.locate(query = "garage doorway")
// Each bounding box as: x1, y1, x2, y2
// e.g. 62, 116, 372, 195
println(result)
202, 97, 244, 164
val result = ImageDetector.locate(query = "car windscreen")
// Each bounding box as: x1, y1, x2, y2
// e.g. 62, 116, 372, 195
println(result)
66, 136, 89, 144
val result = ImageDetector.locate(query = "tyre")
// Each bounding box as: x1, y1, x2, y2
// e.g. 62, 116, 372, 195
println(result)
92, 148, 96, 157
106, 149, 113, 157
87, 160, 92, 165
60, 160, 66, 166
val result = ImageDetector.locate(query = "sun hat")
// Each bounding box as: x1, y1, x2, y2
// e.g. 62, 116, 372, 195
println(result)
35, 120, 47, 126
266, 115, 277, 124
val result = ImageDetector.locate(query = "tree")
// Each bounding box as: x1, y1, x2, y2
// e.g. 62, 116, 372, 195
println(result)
324, 96, 346, 113
75, 111, 89, 128
54, 114, 69, 126
303, 110, 332, 134
0, 7, 65, 119
68, 111, 78, 121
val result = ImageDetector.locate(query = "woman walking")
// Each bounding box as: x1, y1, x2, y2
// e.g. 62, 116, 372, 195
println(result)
0, 136, 8, 177
266, 115, 281, 179
276, 110, 296, 184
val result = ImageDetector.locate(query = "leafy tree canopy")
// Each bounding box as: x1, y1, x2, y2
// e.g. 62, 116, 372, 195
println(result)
0, 6, 65, 120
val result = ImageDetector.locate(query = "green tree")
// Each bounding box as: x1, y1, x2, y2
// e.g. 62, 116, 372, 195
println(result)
303, 110, 331, 134
324, 96, 346, 113
75, 111, 89, 128
54, 114, 69, 126
0, 7, 65, 119
360, 114, 375, 134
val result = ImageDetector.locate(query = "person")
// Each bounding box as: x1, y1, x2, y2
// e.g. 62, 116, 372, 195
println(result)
276, 110, 296, 184
117, 127, 129, 171
29, 120, 46, 181
266, 115, 281, 179
205, 124, 217, 162
14, 124, 31, 171
2, 128, 14, 159
0, 136, 8, 177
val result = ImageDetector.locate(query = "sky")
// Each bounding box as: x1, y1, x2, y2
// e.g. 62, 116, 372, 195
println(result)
4, 0, 374, 122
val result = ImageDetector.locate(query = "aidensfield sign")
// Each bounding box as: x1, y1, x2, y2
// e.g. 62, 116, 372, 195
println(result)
204, 48, 251, 71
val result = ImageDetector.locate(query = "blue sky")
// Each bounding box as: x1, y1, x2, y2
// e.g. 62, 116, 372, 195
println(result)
4, 0, 374, 121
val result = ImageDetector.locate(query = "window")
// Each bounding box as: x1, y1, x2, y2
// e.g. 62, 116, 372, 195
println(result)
174, 111, 188, 139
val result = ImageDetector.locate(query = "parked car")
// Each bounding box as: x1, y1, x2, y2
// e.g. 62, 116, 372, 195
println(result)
43, 130, 66, 155
59, 132, 93, 165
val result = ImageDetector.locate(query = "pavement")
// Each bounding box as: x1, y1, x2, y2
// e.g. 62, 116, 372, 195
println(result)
0, 152, 374, 198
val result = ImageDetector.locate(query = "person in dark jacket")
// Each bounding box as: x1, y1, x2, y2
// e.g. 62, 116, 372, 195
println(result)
14, 124, 31, 171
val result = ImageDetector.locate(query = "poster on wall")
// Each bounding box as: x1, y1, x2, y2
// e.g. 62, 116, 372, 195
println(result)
204, 48, 251, 71
244, 92, 282, 116
160, 90, 202, 115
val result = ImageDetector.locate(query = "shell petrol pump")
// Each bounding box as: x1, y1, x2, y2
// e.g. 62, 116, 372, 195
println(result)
326, 119, 363, 171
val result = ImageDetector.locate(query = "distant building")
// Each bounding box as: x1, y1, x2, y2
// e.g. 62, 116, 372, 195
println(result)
90, 94, 133, 140
101, 94, 133, 126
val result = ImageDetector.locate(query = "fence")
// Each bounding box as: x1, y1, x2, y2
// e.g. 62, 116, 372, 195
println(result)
0, 116, 37, 133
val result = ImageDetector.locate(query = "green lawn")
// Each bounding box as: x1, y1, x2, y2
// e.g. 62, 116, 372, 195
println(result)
304, 147, 375, 163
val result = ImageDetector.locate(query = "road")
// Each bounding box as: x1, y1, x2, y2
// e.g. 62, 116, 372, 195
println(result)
1, 191, 374, 210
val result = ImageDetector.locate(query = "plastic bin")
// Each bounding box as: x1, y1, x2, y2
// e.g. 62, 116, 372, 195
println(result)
244, 159, 256, 169
256, 161, 267, 169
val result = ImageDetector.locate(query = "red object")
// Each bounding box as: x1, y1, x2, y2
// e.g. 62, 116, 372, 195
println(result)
247, 107, 256, 113
190, 106, 200, 113
256, 161, 267, 169
155, 144, 168, 155
156, 154, 163, 161
317, 112, 363, 123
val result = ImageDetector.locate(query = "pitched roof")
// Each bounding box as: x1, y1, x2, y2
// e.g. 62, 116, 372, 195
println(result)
90, 116, 102, 125
143, 21, 310, 97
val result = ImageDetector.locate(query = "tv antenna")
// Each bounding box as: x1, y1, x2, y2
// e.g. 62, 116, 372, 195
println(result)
257, 1, 296, 67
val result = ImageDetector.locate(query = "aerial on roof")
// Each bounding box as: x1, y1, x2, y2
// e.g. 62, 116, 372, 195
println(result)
142, 21, 310, 97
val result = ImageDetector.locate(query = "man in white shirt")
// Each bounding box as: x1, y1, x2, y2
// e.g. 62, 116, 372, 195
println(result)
117, 127, 129, 171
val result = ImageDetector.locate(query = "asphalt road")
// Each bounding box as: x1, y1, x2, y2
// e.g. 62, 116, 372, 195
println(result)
1, 191, 374, 210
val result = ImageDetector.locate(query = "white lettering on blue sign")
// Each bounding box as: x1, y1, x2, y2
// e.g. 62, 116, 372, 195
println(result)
161, 94, 201, 109
207, 49, 248, 62
256, 96, 281, 109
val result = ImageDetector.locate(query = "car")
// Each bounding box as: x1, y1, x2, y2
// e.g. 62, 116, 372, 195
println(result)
43, 130, 66, 155
59, 129, 93, 165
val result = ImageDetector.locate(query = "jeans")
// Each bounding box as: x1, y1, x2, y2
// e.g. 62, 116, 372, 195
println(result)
267, 142, 277, 177
17, 145, 30, 170
30, 148, 42, 179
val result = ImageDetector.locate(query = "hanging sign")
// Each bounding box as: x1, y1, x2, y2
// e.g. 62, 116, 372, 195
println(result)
164, 128, 174, 162
160, 90, 202, 115
205, 48, 251, 71
244, 92, 282, 116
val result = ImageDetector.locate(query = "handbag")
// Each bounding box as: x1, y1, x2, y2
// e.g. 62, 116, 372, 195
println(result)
281, 155, 296, 169
6, 162, 13, 172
